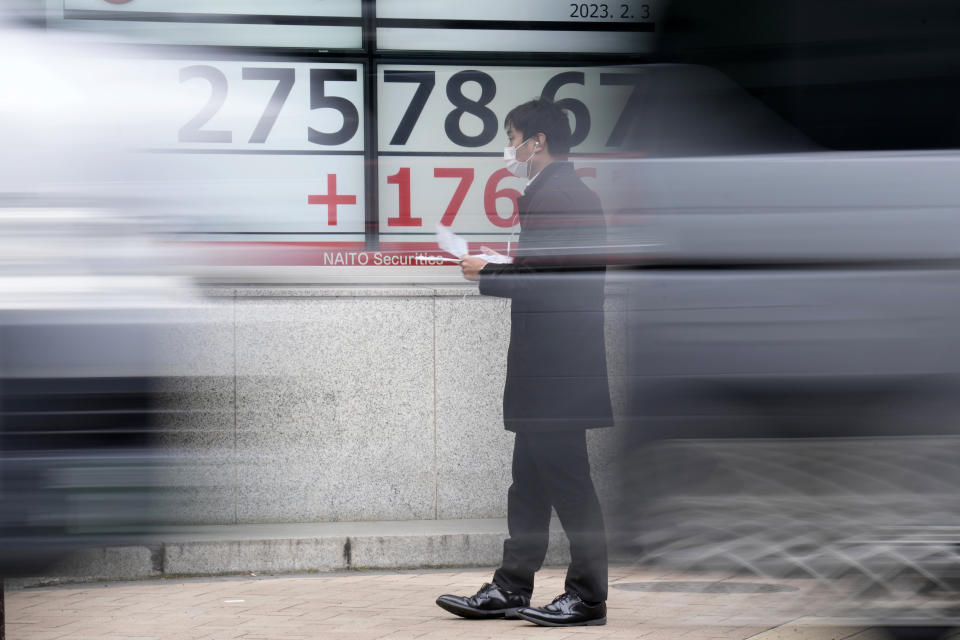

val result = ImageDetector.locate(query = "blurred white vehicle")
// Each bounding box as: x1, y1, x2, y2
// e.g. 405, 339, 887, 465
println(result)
606, 0, 960, 631
0, 6, 208, 575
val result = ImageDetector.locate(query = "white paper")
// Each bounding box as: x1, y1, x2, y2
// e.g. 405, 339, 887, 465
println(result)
479, 252, 513, 264
436, 223, 467, 258
435, 224, 513, 264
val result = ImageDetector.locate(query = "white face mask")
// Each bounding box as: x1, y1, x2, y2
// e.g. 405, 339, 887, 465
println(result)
503, 137, 537, 178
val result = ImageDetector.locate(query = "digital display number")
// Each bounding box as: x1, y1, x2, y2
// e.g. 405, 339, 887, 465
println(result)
377, 157, 606, 237
385, 167, 521, 228
159, 61, 364, 151
380, 66, 645, 153
178, 66, 359, 146
383, 165, 600, 230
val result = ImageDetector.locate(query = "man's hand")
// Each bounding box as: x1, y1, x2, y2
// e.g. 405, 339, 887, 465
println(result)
460, 254, 488, 282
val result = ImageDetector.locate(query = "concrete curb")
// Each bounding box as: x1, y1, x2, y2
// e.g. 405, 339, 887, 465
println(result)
10, 518, 571, 587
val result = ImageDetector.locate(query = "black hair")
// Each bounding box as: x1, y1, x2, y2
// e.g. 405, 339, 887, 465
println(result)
504, 98, 572, 156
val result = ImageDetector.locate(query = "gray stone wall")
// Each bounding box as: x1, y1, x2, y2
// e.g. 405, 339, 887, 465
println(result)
156, 284, 625, 526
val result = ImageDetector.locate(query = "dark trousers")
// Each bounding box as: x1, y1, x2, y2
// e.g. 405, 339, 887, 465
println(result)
492, 430, 608, 603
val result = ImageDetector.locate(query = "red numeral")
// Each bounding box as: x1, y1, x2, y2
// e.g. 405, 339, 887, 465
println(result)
433, 168, 474, 226
386, 167, 421, 227
483, 169, 521, 228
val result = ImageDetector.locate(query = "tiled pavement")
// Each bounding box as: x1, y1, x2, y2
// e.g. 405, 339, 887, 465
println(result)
3, 565, 952, 640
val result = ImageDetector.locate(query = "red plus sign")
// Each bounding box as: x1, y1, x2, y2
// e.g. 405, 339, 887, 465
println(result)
308, 174, 357, 226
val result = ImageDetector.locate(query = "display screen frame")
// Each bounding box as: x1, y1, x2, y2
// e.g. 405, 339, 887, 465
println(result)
41, 0, 659, 281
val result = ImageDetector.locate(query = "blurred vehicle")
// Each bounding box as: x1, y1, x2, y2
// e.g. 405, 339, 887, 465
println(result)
0, 7, 207, 576
0, 209, 197, 575
605, 0, 960, 631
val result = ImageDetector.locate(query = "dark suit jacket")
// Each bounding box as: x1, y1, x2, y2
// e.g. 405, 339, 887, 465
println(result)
478, 161, 613, 433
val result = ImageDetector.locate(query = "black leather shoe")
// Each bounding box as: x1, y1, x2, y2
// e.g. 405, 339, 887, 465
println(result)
516, 592, 606, 627
436, 582, 530, 619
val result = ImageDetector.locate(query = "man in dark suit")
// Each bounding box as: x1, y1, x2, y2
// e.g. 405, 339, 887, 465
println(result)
436, 98, 612, 628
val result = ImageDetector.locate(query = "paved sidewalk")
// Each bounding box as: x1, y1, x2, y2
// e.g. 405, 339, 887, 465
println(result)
0, 565, 929, 640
